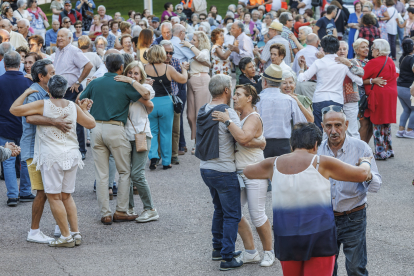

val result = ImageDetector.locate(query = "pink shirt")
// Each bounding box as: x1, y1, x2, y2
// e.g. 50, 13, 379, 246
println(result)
54, 44, 90, 87
89, 23, 103, 33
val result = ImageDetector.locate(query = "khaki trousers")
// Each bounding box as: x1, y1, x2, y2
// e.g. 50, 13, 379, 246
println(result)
172, 111, 181, 157
91, 123, 132, 217
187, 74, 211, 140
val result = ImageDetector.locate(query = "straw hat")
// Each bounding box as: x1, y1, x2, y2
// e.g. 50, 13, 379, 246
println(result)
262, 64, 283, 83
268, 21, 283, 32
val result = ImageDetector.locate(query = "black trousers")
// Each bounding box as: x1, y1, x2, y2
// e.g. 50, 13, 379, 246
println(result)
263, 138, 291, 158
64, 85, 86, 154
177, 83, 187, 149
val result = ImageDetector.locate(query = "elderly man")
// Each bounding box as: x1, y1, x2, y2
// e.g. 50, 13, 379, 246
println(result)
297, 35, 362, 132
96, 24, 116, 50
45, 20, 60, 47
150, 17, 161, 37
196, 74, 243, 271
17, 19, 33, 41
258, 21, 290, 70
21, 59, 70, 243
97, 5, 112, 25
292, 33, 320, 99
152, 22, 172, 45
58, 0, 82, 27
0, 51, 34, 207
318, 107, 382, 276
228, 21, 254, 84
261, 12, 274, 36
54, 28, 93, 160
279, 12, 298, 56
0, 42, 24, 76
0, 19, 27, 48
79, 53, 150, 225
257, 64, 307, 158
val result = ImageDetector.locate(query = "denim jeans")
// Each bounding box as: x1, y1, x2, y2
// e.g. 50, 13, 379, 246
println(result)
333, 208, 368, 276
397, 86, 414, 129
200, 169, 241, 260
313, 101, 343, 132
397, 26, 405, 46
388, 34, 397, 59
0, 136, 31, 199
177, 83, 187, 150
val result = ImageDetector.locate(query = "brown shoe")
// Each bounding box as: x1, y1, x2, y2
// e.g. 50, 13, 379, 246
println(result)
113, 211, 138, 222
101, 215, 113, 225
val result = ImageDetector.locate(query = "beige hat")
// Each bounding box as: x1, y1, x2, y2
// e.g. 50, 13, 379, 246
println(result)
262, 64, 283, 83
269, 21, 283, 32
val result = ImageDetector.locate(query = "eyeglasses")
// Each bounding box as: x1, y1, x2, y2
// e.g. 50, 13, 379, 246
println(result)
29, 43, 37, 48
75, 26, 82, 28
166, 51, 174, 55
200, 17, 206, 20
321, 105, 344, 115
64, 21, 70, 23
177, 8, 183, 10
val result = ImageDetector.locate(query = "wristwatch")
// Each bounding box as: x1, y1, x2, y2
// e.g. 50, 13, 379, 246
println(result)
131, 79, 136, 85
76, 81, 80, 85
224, 119, 233, 127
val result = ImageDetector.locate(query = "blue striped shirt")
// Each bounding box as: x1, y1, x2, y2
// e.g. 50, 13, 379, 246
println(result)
318, 136, 382, 212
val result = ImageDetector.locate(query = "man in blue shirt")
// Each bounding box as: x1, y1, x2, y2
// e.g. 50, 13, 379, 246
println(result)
152, 22, 172, 45
0, 42, 24, 76
314, 5, 338, 39
0, 51, 34, 206
45, 20, 60, 47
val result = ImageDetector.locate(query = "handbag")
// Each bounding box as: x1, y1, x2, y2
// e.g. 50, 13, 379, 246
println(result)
43, 19, 50, 29
152, 64, 183, 114
128, 115, 148, 152
359, 57, 388, 115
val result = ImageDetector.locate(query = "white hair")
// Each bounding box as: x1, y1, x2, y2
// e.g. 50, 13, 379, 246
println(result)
18, 18, 30, 27
373, 39, 390, 56
59, 28, 72, 39
252, 9, 260, 15
226, 23, 233, 32
161, 22, 172, 30
282, 70, 296, 82
339, 40, 349, 50
171, 16, 180, 24
199, 21, 210, 34
299, 26, 312, 35
160, 40, 173, 47
226, 11, 235, 18
175, 4, 183, 10
17, 0, 27, 8
228, 4, 236, 12
353, 38, 369, 51
97, 5, 106, 11
132, 25, 142, 37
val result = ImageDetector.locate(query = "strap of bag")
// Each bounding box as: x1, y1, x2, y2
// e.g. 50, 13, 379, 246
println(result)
386, 10, 396, 23
371, 57, 388, 90
128, 111, 147, 134
152, 64, 175, 103
334, 9, 341, 23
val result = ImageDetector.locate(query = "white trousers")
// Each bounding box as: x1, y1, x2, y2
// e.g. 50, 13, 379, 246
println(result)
240, 176, 268, 228
343, 102, 361, 139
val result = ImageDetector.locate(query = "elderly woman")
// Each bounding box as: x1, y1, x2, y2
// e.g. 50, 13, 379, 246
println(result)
175, 4, 186, 21
94, 36, 107, 58
72, 21, 86, 45
161, 2, 177, 23
211, 28, 231, 76
10, 75, 96, 248
14, 0, 33, 21
281, 71, 314, 122
211, 85, 274, 267
270, 43, 295, 76
298, 26, 312, 46
396, 39, 414, 139
180, 31, 211, 154
2, 7, 17, 27
238, 57, 262, 94
144, 45, 188, 169
358, 14, 381, 59
190, 13, 199, 29
348, 1, 363, 58
243, 13, 257, 38
119, 34, 136, 58
27, 0, 48, 41
28, 35, 48, 58
362, 39, 397, 160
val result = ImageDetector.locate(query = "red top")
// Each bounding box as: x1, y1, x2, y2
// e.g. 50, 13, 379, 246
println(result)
294, 22, 311, 37
363, 56, 398, 125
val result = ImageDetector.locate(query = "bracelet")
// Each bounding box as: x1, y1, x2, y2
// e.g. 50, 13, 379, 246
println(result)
370, 78, 373, 84
360, 160, 371, 167
190, 45, 195, 49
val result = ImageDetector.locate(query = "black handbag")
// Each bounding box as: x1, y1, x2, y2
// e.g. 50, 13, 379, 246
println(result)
152, 64, 183, 114
359, 57, 388, 115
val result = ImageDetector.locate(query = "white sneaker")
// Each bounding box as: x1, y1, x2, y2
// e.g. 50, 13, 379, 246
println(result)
237, 250, 261, 263
27, 231, 55, 244
135, 209, 159, 223
54, 225, 61, 237
260, 251, 275, 267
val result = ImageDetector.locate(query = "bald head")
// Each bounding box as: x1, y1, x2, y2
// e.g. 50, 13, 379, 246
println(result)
0, 19, 12, 32
306, 33, 319, 47
17, 19, 30, 36
0, 29, 10, 43
57, 28, 72, 48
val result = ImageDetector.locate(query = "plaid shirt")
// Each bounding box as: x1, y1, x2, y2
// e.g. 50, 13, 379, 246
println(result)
358, 26, 380, 43
281, 26, 297, 50
168, 57, 182, 95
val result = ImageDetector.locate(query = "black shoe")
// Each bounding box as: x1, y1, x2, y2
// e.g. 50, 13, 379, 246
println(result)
19, 194, 35, 202
219, 257, 243, 271
171, 157, 179, 165
0, 173, 4, 180
93, 180, 96, 192
86, 140, 91, 147
7, 198, 18, 207
212, 250, 242, 261
149, 158, 158, 170
81, 153, 86, 160
112, 182, 117, 196
163, 164, 172, 170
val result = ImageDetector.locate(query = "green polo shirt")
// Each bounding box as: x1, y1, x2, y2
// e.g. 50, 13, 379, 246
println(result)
79, 72, 141, 125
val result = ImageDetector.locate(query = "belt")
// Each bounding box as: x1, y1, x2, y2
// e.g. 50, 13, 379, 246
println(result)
96, 120, 124, 127
334, 204, 366, 217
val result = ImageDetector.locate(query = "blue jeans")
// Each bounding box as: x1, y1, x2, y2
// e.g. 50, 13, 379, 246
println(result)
388, 34, 397, 59
313, 101, 343, 132
397, 26, 405, 46
333, 208, 368, 276
397, 86, 414, 129
0, 136, 31, 199
200, 169, 241, 260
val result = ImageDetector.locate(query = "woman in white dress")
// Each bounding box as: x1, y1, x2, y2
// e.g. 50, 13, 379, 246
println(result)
212, 84, 275, 267
10, 75, 96, 248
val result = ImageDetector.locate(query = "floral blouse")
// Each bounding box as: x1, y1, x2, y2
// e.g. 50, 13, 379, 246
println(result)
211, 45, 231, 76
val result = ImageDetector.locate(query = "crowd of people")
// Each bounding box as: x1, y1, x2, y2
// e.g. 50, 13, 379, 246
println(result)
0, 0, 413, 274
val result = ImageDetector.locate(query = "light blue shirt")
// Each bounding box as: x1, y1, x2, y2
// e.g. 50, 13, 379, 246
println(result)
45, 29, 58, 47
171, 36, 195, 63
20, 83, 49, 161
0, 61, 25, 76
256, 87, 307, 139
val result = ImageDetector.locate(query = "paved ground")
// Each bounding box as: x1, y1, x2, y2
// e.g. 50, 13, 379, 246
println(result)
1, 68, 414, 276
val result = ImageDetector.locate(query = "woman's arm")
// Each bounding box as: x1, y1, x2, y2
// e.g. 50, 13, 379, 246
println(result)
167, 63, 189, 84
289, 94, 314, 122
289, 33, 304, 51
319, 155, 372, 182
76, 99, 96, 129
9, 88, 44, 117
362, 77, 387, 87
243, 157, 276, 180
138, 98, 154, 114
214, 46, 232, 60
396, 18, 407, 28
114, 75, 151, 100
380, 10, 390, 22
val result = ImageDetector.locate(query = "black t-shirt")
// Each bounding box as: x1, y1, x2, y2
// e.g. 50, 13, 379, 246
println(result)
315, 17, 336, 39
397, 55, 414, 88
239, 74, 263, 94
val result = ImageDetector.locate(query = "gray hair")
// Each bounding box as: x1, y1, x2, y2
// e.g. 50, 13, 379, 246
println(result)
209, 75, 232, 98
31, 59, 53, 83
95, 36, 108, 47
199, 21, 211, 34
0, 42, 13, 56
17, 0, 27, 8
226, 23, 233, 32
172, 23, 185, 35
279, 12, 292, 25
97, 5, 106, 11
339, 40, 348, 50
263, 78, 281, 88
282, 70, 297, 82
373, 39, 390, 56
48, 75, 67, 99
171, 16, 180, 24
59, 28, 72, 38
252, 10, 260, 15
265, 13, 274, 20
234, 20, 245, 32
4, 51, 21, 69
160, 40, 173, 47
237, 4, 243, 9
175, 4, 183, 10
306, 33, 318, 45
228, 4, 236, 11
18, 18, 30, 27
62, 16, 70, 23
362, 4, 372, 11
299, 26, 312, 35
132, 25, 142, 37
161, 22, 172, 31
226, 11, 235, 18
322, 109, 347, 122
191, 13, 199, 20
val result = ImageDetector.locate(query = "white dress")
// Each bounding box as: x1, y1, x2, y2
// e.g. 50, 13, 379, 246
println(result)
32, 100, 83, 170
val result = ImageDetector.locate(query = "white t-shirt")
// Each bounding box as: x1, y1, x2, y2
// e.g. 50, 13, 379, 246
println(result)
386, 6, 398, 35
299, 0, 312, 15
13, 9, 30, 20
272, 0, 282, 11
81, 52, 103, 87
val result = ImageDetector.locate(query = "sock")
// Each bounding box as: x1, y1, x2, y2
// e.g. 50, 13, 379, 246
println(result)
246, 249, 257, 255
60, 234, 72, 240
29, 229, 40, 236
55, 225, 60, 232
270, 249, 274, 254
70, 231, 80, 236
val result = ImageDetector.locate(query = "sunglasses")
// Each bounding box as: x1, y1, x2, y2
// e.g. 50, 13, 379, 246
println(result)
200, 17, 206, 20
165, 51, 174, 55
64, 21, 70, 23
177, 8, 183, 10
321, 105, 344, 115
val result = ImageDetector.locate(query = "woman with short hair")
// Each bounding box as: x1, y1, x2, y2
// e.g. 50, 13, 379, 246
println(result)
23, 52, 42, 80
210, 28, 231, 76
94, 36, 107, 58
2, 7, 17, 27
161, 2, 177, 22
27, 0, 48, 41
238, 57, 262, 94
28, 34, 48, 59
14, 0, 33, 21
72, 20, 86, 44
119, 34, 135, 58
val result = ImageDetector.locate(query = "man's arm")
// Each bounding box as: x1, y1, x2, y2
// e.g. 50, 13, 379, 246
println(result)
364, 148, 382, 193
26, 114, 72, 133
333, 28, 338, 37
297, 60, 318, 82
71, 62, 93, 93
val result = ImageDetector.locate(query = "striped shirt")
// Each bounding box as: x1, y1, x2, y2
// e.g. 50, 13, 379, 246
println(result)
168, 57, 181, 96
318, 136, 382, 212
54, 44, 90, 87
281, 25, 297, 51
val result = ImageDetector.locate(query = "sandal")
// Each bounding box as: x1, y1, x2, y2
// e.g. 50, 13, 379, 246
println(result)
109, 188, 113, 200
163, 164, 172, 170
149, 158, 158, 170
191, 147, 195, 155
49, 236, 75, 248
133, 186, 139, 195
72, 232, 82, 246
86, 139, 90, 147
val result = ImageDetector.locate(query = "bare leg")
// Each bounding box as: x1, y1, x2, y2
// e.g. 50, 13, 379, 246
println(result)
46, 193, 70, 237
31, 190, 47, 230
61, 193, 79, 233
359, 117, 373, 144
238, 216, 255, 250
256, 220, 273, 251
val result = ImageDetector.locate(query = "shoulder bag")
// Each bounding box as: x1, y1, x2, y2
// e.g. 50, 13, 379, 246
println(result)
128, 115, 148, 152
152, 64, 183, 114
358, 57, 388, 115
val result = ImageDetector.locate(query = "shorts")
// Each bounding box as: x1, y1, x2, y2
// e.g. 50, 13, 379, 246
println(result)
40, 161, 78, 194
27, 158, 44, 190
